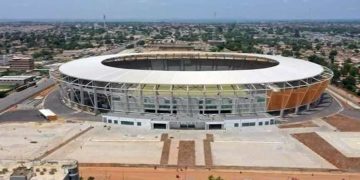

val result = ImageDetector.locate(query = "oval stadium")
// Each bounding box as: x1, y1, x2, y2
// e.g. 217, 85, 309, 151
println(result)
51, 52, 333, 130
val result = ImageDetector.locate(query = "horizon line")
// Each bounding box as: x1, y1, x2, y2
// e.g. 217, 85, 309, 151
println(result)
0, 18, 360, 23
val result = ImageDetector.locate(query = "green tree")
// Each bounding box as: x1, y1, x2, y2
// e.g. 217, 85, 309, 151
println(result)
136, 40, 145, 46
32, 49, 54, 60
126, 44, 135, 49
341, 63, 352, 76
282, 50, 293, 57
342, 76, 357, 92
349, 66, 359, 77
0, 91, 7, 98
330, 65, 341, 84
208, 175, 224, 180
348, 43, 358, 49
308, 55, 327, 66
329, 50, 338, 63
329, 50, 338, 57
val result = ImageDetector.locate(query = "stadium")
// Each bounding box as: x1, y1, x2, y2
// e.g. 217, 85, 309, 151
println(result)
51, 52, 333, 130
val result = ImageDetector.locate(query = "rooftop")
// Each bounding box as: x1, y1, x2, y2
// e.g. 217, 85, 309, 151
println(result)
59, 52, 325, 85
0, 75, 34, 81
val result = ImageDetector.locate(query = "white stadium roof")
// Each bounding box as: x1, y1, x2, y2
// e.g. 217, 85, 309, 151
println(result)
59, 52, 324, 85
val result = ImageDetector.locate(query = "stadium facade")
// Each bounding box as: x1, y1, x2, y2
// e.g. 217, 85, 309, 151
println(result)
51, 52, 333, 129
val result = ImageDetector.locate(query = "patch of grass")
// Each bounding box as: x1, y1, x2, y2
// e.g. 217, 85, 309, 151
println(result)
0, 85, 15, 91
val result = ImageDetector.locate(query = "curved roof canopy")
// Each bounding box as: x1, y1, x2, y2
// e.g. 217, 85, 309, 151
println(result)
59, 52, 324, 85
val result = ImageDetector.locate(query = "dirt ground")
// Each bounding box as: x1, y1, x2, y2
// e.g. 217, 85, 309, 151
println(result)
79, 166, 360, 180
177, 141, 195, 166
278, 121, 318, 129
160, 133, 171, 165
203, 134, 213, 167
323, 114, 360, 132
292, 132, 360, 171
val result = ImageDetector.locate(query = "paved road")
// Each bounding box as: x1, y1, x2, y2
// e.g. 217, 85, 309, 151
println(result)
0, 78, 55, 113
44, 88, 74, 115
325, 88, 360, 119
327, 86, 360, 110
44, 88, 100, 121
283, 91, 360, 122
0, 109, 45, 123
101, 38, 144, 55
328, 85, 360, 108
283, 92, 343, 122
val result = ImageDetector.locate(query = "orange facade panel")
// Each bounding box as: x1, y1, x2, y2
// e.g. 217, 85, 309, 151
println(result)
267, 89, 292, 111
286, 87, 308, 108
311, 80, 330, 103
301, 83, 322, 106
266, 80, 329, 112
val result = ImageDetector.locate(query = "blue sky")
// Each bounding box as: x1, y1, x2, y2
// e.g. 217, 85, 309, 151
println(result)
0, 0, 359, 20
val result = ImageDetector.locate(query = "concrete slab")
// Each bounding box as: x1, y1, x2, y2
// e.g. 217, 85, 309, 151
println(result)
211, 131, 336, 169
195, 140, 205, 166
47, 140, 163, 164
0, 122, 90, 160
312, 119, 337, 131
45, 124, 163, 164
168, 140, 179, 165
317, 132, 360, 157
0, 119, 345, 169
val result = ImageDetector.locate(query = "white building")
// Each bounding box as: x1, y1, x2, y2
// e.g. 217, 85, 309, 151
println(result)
0, 75, 35, 86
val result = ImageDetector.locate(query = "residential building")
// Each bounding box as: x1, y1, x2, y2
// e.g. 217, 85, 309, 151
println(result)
9, 56, 34, 71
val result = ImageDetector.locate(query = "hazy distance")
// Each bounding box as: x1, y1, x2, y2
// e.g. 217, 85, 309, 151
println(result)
0, 0, 359, 21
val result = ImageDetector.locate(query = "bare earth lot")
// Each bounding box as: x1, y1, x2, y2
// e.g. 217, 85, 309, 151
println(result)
0, 112, 360, 179
323, 114, 360, 132
0, 122, 90, 160
79, 166, 360, 180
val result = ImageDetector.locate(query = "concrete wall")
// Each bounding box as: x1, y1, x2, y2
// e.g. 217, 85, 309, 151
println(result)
102, 115, 152, 129
267, 80, 330, 111
224, 117, 276, 130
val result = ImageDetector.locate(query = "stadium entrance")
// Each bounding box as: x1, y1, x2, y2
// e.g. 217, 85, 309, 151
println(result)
169, 121, 206, 130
